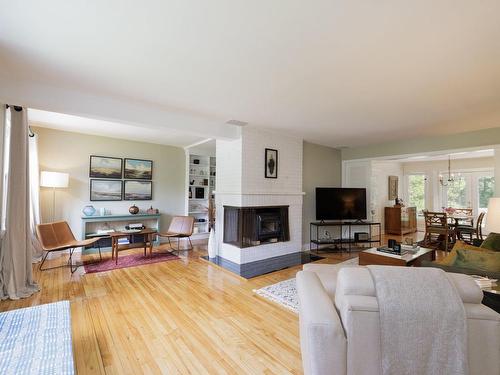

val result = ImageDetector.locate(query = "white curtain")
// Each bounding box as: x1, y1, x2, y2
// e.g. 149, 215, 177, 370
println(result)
0, 105, 39, 300
29, 133, 43, 261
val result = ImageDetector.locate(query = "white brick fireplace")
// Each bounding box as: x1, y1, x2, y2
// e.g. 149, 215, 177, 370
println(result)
214, 127, 304, 275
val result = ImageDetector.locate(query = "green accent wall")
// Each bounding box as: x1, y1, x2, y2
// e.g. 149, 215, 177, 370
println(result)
341, 127, 500, 160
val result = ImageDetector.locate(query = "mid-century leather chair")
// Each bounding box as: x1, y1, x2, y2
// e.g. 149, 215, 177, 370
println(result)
157, 216, 195, 252
36, 221, 101, 273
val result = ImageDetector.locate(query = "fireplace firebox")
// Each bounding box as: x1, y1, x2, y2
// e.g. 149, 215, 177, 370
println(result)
223, 206, 289, 248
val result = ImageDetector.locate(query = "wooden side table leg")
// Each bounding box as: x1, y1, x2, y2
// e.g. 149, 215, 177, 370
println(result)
149, 234, 153, 257
115, 238, 119, 265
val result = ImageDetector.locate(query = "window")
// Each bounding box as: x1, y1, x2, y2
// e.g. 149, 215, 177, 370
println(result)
444, 175, 469, 208
441, 171, 495, 215
478, 175, 495, 210
1, 108, 10, 231
407, 174, 426, 213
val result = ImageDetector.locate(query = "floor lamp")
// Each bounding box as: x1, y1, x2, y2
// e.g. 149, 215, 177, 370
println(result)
486, 197, 500, 234
40, 171, 69, 222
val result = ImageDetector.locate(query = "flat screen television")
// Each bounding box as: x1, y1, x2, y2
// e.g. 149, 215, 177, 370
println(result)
316, 187, 367, 221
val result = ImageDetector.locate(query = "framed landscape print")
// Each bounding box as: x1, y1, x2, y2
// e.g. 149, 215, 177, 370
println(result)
265, 148, 278, 178
124, 158, 153, 180
90, 179, 123, 201
124, 180, 152, 200
89, 156, 122, 179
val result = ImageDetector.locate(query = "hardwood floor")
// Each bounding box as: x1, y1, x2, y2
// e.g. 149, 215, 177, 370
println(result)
0, 233, 432, 374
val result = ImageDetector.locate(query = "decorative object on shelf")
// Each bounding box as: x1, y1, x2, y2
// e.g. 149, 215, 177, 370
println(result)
82, 205, 96, 217
90, 179, 123, 201
89, 155, 123, 179
189, 187, 192, 198
394, 197, 404, 207
190, 179, 195, 185
193, 159, 200, 164
124, 158, 153, 180
146, 206, 159, 214
203, 179, 209, 186
99, 207, 106, 216
439, 155, 456, 186
265, 148, 278, 178
129, 204, 140, 215
124, 180, 152, 200
207, 227, 216, 259
388, 175, 398, 200
41, 171, 70, 221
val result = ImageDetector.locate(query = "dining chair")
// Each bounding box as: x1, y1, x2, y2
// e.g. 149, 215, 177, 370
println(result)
455, 211, 486, 244
452, 208, 474, 227
36, 221, 101, 273
423, 211, 453, 252
157, 216, 195, 252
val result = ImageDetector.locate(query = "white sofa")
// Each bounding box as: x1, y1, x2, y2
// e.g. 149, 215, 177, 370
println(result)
297, 265, 500, 375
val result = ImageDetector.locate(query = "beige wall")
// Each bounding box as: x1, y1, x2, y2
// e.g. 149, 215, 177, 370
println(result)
302, 141, 342, 247
35, 126, 186, 239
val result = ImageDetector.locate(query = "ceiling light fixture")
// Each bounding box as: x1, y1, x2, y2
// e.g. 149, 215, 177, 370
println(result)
439, 156, 457, 187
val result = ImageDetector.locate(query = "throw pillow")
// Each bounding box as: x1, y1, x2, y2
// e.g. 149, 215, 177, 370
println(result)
480, 232, 500, 251
438, 240, 484, 266
453, 248, 500, 273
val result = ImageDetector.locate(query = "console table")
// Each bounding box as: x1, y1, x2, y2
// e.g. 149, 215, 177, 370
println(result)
310, 221, 381, 253
81, 213, 161, 251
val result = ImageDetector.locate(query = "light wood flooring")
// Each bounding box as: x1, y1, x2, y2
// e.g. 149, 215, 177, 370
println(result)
0, 233, 432, 374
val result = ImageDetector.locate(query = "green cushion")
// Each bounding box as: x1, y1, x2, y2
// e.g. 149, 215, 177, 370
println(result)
453, 248, 500, 273
480, 232, 500, 251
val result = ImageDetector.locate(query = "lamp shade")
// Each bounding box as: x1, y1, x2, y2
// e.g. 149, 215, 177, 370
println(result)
40, 171, 69, 188
486, 197, 500, 233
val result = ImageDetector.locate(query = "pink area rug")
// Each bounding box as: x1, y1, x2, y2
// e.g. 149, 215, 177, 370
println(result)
83, 251, 180, 274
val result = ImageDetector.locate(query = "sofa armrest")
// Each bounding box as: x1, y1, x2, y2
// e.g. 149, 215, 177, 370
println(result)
421, 261, 500, 279
297, 271, 347, 375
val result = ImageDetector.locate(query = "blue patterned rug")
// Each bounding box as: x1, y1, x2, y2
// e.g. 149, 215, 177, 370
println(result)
0, 300, 74, 375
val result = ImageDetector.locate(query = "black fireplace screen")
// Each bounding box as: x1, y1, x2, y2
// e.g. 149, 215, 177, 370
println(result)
223, 206, 290, 248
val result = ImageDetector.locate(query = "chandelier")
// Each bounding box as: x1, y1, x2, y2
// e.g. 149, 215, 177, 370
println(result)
439, 156, 455, 187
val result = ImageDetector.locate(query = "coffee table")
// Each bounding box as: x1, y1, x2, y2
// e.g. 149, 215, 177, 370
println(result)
109, 228, 157, 264
359, 247, 435, 267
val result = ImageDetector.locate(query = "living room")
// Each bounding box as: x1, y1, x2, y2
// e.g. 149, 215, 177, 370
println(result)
1, 2, 500, 374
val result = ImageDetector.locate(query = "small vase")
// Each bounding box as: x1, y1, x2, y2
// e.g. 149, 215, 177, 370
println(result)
207, 228, 216, 259
82, 205, 96, 216
129, 204, 139, 215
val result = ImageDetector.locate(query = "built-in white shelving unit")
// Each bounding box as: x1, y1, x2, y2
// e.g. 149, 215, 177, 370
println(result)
187, 154, 216, 236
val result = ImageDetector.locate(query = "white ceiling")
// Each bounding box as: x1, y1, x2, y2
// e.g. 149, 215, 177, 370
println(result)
29, 109, 207, 148
2, 1, 500, 147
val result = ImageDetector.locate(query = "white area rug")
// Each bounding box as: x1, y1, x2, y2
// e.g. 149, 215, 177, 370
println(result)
253, 257, 359, 313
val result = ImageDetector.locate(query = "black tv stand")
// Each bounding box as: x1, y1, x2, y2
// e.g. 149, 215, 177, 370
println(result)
310, 221, 381, 253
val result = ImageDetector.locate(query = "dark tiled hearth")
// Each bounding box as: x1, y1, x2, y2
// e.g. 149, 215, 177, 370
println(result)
201, 252, 324, 279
